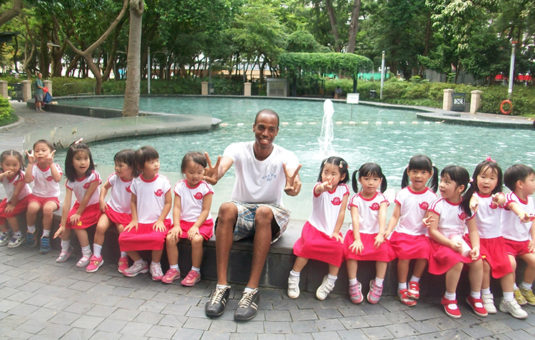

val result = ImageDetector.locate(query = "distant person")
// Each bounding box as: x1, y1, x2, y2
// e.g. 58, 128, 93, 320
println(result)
34, 72, 44, 112
334, 86, 343, 99
204, 109, 301, 322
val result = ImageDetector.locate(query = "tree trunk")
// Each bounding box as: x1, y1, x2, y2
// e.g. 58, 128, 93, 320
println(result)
346, 0, 361, 53
325, 0, 341, 52
123, 0, 144, 117
0, 0, 23, 26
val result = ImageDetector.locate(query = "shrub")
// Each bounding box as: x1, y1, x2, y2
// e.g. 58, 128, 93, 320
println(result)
0, 97, 16, 126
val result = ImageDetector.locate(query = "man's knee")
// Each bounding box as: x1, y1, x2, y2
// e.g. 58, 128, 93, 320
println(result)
254, 206, 273, 226
218, 202, 238, 222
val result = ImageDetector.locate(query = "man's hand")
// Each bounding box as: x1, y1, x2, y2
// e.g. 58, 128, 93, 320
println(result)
203, 152, 221, 185
283, 163, 302, 196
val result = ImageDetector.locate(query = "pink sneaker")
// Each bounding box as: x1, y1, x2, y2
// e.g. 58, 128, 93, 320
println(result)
181, 270, 201, 287
117, 256, 129, 274
348, 281, 363, 304
85, 255, 104, 273
161, 268, 180, 284
367, 280, 383, 304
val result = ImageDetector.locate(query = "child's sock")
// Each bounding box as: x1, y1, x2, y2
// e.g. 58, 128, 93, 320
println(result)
216, 283, 230, 290
349, 278, 358, 286
93, 243, 102, 258
42, 230, 50, 238
482, 288, 491, 295
170, 264, 179, 270
520, 282, 532, 290
290, 270, 300, 278
191, 266, 200, 272
503, 291, 514, 302
444, 291, 456, 301
81, 245, 91, 257
27, 225, 36, 234
409, 275, 420, 283
470, 291, 481, 299
375, 277, 384, 287
120, 251, 127, 257
61, 240, 70, 251
327, 274, 337, 285
134, 258, 144, 265
244, 287, 255, 293
14, 231, 22, 237
514, 283, 519, 290
398, 282, 407, 291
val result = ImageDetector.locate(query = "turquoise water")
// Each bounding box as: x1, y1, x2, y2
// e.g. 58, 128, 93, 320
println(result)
57, 96, 535, 188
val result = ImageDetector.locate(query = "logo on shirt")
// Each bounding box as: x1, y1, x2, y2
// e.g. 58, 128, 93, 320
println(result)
155, 189, 163, 197
83, 182, 90, 189
370, 203, 380, 211
194, 192, 203, 200
126, 185, 131, 193
419, 202, 429, 210
46, 176, 54, 181
489, 202, 498, 209
458, 212, 467, 220
261, 173, 277, 182
331, 197, 342, 205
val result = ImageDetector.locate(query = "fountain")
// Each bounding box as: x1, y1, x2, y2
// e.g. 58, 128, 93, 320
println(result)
318, 99, 335, 157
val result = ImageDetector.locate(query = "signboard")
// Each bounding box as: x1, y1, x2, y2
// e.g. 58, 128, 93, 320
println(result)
346, 93, 359, 104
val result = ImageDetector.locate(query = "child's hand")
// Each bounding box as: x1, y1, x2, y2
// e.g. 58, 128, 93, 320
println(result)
54, 225, 65, 239
519, 213, 531, 223
203, 152, 221, 185
422, 216, 434, 227
528, 240, 535, 253
450, 240, 462, 253
283, 163, 302, 196
349, 239, 364, 254
187, 226, 200, 240
69, 213, 81, 225
5, 203, 15, 213
331, 232, 343, 243
0, 170, 12, 179
46, 150, 56, 165
167, 226, 181, 242
374, 233, 385, 248
492, 193, 505, 207
469, 196, 479, 212
99, 200, 107, 212
26, 150, 36, 164
124, 221, 138, 232
320, 177, 335, 193
470, 246, 480, 260
153, 220, 166, 232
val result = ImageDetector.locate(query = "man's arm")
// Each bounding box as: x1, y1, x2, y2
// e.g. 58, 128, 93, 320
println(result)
204, 153, 233, 185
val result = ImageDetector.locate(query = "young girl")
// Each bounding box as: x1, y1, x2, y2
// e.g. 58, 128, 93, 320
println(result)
288, 156, 349, 300
501, 164, 535, 308
24, 139, 62, 253
163, 152, 214, 286
118, 146, 172, 281
427, 165, 485, 318
344, 163, 395, 304
461, 159, 527, 319
385, 154, 438, 306
53, 140, 102, 266
0, 150, 31, 248
86, 149, 136, 273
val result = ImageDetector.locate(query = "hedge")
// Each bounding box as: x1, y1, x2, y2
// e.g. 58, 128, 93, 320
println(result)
0, 97, 16, 126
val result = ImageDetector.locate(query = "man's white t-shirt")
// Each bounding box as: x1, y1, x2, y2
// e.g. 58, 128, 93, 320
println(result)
223, 141, 299, 205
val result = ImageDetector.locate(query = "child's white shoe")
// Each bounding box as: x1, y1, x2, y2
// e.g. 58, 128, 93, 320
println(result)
287, 275, 300, 299
482, 293, 497, 314
76, 254, 92, 268
316, 275, 335, 300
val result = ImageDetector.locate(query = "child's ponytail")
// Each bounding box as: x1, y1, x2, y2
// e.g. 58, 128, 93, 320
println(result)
351, 170, 359, 193
429, 165, 439, 193
380, 173, 388, 193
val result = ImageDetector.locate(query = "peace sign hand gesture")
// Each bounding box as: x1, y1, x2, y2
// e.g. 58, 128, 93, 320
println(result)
26, 150, 36, 164
283, 163, 302, 196
203, 152, 221, 185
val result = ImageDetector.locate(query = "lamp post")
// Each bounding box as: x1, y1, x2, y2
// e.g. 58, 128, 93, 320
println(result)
507, 41, 516, 99
380, 50, 386, 100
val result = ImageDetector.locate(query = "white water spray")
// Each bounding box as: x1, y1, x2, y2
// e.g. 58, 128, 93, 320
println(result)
318, 99, 334, 157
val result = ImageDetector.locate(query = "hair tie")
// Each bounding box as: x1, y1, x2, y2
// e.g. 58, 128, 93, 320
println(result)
74, 138, 83, 145
469, 178, 474, 183
339, 161, 344, 169
486, 156, 495, 163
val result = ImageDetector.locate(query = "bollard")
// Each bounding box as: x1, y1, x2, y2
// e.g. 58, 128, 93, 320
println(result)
201, 81, 208, 96
470, 90, 483, 114
443, 89, 454, 111
244, 82, 251, 96
22, 80, 32, 102
0, 80, 7, 99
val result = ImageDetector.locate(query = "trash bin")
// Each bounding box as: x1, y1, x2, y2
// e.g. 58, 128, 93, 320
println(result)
369, 90, 377, 99
9, 83, 23, 102
451, 92, 466, 111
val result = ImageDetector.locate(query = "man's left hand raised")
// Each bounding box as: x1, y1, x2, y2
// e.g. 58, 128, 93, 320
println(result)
283, 163, 302, 196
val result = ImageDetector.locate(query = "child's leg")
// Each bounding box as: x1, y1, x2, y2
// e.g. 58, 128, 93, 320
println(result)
7, 216, 19, 232
127, 251, 141, 261
482, 261, 491, 290
346, 259, 358, 280
292, 256, 309, 272
445, 262, 463, 295
191, 235, 204, 269
346, 259, 363, 303
376, 261, 388, 280
468, 259, 483, 293
518, 253, 535, 305
94, 214, 111, 250
165, 235, 179, 266
26, 201, 41, 234
74, 229, 90, 247
41, 201, 58, 235
509, 254, 517, 281
74, 229, 92, 267
397, 259, 409, 284
152, 249, 163, 263
412, 258, 427, 279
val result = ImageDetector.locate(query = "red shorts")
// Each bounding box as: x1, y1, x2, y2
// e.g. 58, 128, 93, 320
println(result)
428, 235, 476, 275
118, 219, 172, 252
105, 205, 131, 227
66, 203, 101, 229
344, 230, 396, 262
480, 237, 513, 278
179, 219, 214, 241
389, 231, 430, 260
27, 194, 60, 208
503, 238, 532, 256
292, 221, 344, 267
0, 197, 29, 225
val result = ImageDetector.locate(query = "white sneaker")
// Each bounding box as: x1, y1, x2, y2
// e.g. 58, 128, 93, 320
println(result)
76, 254, 92, 268
316, 275, 335, 301
150, 262, 164, 281
7, 233, 24, 248
482, 293, 497, 314
499, 299, 528, 319
288, 275, 300, 299
123, 261, 149, 277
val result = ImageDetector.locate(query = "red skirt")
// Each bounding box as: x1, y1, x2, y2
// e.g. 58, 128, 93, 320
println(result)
27, 194, 60, 208
179, 219, 214, 241
344, 230, 396, 262
389, 231, 430, 260
480, 237, 513, 278
118, 219, 172, 252
105, 205, 131, 226
428, 236, 474, 275
0, 197, 29, 224
292, 221, 344, 267
503, 238, 531, 257
66, 203, 101, 229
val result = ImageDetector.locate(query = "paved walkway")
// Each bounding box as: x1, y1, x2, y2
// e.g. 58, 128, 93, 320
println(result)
2, 245, 535, 340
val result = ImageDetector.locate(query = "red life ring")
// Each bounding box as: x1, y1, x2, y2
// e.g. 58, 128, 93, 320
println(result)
500, 99, 513, 115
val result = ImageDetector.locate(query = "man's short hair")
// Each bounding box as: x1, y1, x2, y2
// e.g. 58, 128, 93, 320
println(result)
254, 109, 279, 128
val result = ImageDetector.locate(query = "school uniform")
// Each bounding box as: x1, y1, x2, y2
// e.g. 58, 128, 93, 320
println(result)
65, 170, 101, 229
28, 163, 62, 206
104, 173, 132, 226
502, 192, 535, 256
0, 171, 31, 224
174, 179, 214, 240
